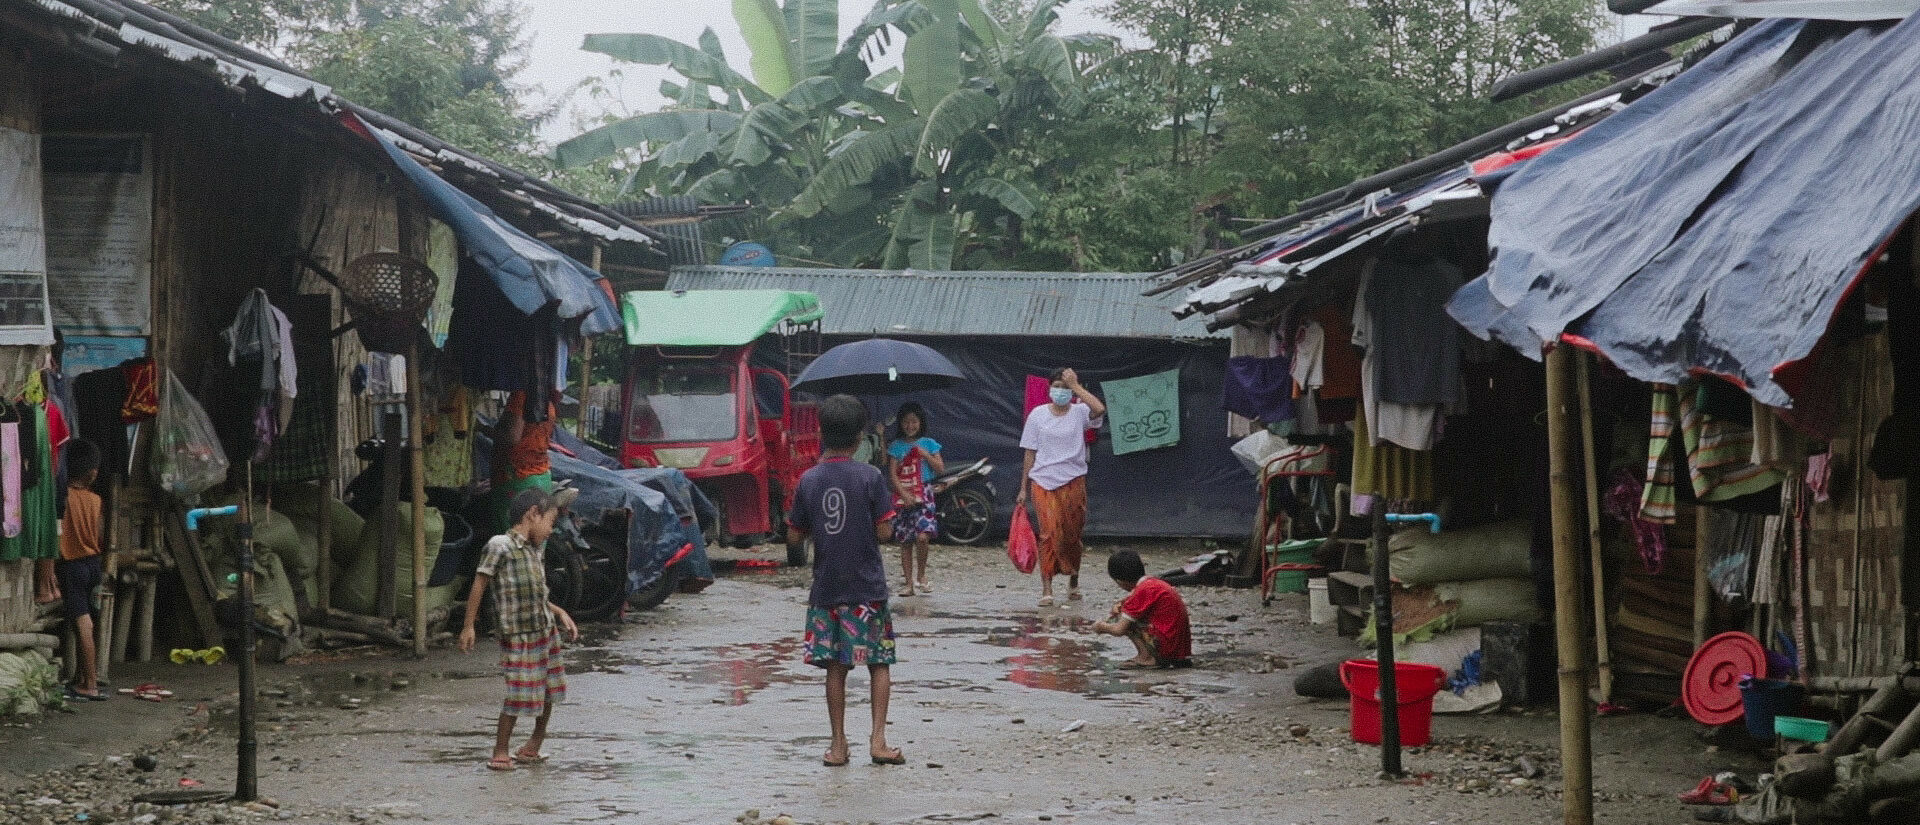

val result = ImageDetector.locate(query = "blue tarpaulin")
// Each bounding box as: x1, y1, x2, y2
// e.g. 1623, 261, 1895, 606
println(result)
356, 115, 620, 335
1452, 17, 1920, 407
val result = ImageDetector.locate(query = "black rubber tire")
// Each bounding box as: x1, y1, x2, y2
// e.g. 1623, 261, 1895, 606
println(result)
571, 531, 628, 623
938, 481, 994, 546
626, 556, 682, 613
786, 536, 810, 567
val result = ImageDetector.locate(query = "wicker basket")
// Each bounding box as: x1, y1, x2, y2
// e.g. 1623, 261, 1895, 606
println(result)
340, 252, 436, 353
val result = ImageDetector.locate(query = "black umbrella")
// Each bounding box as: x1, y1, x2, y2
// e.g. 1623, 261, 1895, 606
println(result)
793, 338, 966, 395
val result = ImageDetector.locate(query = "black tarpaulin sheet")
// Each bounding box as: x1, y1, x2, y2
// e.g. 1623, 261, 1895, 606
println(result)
771, 336, 1252, 539
1452, 17, 1920, 407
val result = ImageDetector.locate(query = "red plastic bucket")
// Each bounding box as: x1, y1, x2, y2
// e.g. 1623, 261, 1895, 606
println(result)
1340, 659, 1448, 747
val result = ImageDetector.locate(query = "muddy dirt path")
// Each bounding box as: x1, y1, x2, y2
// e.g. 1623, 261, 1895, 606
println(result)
3, 545, 1759, 824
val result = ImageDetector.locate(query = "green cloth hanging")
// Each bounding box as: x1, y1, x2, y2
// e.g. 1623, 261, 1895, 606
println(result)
1103, 369, 1181, 455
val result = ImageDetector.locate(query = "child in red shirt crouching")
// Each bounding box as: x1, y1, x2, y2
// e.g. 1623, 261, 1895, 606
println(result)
1091, 550, 1193, 669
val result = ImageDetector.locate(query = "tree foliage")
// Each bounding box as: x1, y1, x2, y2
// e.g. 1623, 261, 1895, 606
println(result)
558, 0, 1117, 270
150, 0, 545, 167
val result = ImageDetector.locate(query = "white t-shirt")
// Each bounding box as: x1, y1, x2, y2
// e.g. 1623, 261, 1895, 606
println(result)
1021, 403, 1102, 491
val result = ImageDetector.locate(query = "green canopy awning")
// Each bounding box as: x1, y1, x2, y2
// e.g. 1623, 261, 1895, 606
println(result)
622, 289, 823, 347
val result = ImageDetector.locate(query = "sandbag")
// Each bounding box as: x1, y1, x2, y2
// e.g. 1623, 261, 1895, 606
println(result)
1370, 519, 1532, 586
275, 483, 367, 557
1433, 578, 1543, 627
333, 504, 444, 617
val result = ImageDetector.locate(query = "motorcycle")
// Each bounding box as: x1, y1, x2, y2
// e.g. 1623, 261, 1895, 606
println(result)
930, 458, 996, 546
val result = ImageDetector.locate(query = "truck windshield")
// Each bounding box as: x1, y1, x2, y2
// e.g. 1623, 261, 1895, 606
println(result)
628, 362, 738, 443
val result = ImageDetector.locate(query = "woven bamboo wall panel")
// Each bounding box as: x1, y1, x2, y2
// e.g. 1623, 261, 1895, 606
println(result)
1806, 332, 1906, 678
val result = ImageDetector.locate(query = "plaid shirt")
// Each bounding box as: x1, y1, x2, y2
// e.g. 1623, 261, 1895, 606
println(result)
476, 531, 553, 639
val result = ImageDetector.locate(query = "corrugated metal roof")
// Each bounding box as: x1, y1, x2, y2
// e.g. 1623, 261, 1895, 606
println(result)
666, 267, 1225, 340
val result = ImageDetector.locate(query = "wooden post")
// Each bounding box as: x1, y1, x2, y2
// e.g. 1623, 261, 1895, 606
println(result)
110, 573, 135, 665
407, 347, 428, 656
576, 337, 595, 440
316, 408, 334, 614
136, 572, 156, 662
376, 411, 403, 619
1576, 352, 1613, 703
1545, 345, 1594, 825
1694, 506, 1711, 647
95, 550, 116, 683
577, 244, 603, 441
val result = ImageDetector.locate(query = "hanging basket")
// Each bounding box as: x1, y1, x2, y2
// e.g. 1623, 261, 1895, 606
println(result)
341, 252, 436, 320
340, 252, 436, 353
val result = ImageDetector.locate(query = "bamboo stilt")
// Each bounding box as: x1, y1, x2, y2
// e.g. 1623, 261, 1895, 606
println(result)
1576, 352, 1613, 703
1546, 345, 1594, 825
407, 347, 428, 656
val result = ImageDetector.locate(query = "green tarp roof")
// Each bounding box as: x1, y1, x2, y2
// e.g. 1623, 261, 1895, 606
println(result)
622, 289, 823, 347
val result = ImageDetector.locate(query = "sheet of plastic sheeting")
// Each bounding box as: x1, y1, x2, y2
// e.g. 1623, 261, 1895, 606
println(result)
1455, 17, 1920, 407
771, 336, 1252, 540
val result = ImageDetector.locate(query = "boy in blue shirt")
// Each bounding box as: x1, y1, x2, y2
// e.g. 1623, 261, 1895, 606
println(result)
788, 394, 903, 767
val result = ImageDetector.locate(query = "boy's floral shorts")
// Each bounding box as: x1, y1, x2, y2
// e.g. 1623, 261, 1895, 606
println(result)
803, 601, 896, 668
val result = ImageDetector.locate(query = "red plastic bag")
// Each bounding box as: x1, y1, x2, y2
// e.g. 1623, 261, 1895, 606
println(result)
1007, 504, 1038, 574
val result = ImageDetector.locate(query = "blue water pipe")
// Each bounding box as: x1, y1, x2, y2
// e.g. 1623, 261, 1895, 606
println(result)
1385, 512, 1443, 534
185, 505, 238, 531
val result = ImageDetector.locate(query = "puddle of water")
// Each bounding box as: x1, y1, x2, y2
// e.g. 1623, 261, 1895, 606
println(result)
660, 641, 806, 705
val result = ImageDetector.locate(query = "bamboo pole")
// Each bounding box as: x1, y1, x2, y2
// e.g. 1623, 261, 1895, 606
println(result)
1545, 345, 1593, 825
136, 572, 156, 662
407, 347, 428, 657
576, 244, 603, 441
1576, 352, 1613, 703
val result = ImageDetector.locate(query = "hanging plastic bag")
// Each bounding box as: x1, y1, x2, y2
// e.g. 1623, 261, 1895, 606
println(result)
155, 370, 229, 497
1007, 504, 1038, 574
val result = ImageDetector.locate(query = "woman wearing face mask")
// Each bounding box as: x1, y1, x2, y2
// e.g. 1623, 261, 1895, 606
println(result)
1017, 368, 1106, 607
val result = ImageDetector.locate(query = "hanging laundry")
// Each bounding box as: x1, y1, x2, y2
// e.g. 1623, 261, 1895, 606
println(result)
223, 288, 281, 395
1223, 356, 1294, 423
1291, 321, 1325, 392
1350, 401, 1433, 502
121, 358, 157, 422
1, 420, 20, 539
1603, 468, 1666, 573
1641, 380, 1786, 523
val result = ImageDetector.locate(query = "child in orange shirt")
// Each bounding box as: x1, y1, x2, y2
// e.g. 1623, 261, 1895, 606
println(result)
56, 440, 106, 701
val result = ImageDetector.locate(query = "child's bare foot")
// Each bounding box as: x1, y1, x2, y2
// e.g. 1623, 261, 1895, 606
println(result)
869, 736, 905, 765
511, 746, 548, 764
822, 739, 850, 767
1118, 656, 1158, 669
34, 587, 59, 605
486, 754, 515, 771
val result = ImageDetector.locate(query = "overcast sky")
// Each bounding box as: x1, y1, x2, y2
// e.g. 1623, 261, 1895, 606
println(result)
519, 0, 1123, 144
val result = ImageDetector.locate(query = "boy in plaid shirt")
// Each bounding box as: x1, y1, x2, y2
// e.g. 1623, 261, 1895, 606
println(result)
461, 489, 578, 772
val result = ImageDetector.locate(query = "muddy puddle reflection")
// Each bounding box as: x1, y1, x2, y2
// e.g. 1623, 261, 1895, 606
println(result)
663, 641, 805, 705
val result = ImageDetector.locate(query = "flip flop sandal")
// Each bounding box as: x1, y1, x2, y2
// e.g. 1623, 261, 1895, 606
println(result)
486, 757, 516, 772
511, 751, 549, 764
1037, 595, 1055, 607
822, 751, 850, 767
871, 749, 906, 766
1067, 588, 1083, 601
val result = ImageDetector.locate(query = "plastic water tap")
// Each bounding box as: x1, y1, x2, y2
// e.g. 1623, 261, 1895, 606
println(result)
1385, 512, 1443, 534
185, 505, 239, 531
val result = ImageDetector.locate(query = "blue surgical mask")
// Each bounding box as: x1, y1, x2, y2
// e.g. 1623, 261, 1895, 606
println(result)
1049, 388, 1074, 406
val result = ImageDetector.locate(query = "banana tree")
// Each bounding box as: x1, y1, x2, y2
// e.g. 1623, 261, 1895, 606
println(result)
555, 0, 1111, 269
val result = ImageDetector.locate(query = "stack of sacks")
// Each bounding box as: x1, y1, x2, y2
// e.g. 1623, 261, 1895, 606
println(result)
1362, 519, 1541, 645
334, 503, 453, 617
202, 492, 309, 640
274, 482, 365, 604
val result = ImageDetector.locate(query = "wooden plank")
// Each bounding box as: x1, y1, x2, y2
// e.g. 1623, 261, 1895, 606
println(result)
163, 513, 223, 648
